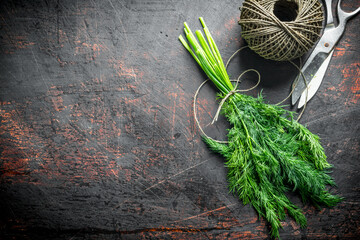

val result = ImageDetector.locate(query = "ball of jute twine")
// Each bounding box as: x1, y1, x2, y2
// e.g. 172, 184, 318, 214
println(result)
239, 0, 324, 61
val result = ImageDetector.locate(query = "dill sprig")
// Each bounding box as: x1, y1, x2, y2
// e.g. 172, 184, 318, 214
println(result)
179, 18, 342, 239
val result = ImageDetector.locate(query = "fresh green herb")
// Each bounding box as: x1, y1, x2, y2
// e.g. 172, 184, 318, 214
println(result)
179, 18, 342, 239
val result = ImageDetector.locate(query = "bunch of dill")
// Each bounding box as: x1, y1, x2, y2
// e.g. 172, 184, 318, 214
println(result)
179, 18, 342, 239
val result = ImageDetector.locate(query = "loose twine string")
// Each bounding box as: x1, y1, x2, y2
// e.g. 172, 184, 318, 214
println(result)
193, 46, 309, 144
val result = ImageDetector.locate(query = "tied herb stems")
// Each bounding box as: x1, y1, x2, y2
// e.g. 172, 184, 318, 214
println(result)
179, 18, 342, 239
179, 18, 233, 94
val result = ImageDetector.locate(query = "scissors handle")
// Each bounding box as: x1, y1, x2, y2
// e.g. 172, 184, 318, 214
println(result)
324, 0, 334, 24
337, 0, 360, 23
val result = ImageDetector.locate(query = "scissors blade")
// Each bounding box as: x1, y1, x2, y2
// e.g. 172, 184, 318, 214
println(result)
297, 49, 334, 109
291, 51, 330, 105
291, 0, 335, 106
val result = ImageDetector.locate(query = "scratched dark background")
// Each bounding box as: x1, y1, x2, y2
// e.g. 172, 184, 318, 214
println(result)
0, 0, 359, 239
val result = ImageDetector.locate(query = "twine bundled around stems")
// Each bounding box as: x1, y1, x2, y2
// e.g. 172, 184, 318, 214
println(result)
194, 47, 308, 144
239, 0, 324, 61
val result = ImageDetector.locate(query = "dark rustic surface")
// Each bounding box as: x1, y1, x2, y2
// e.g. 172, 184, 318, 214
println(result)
0, 0, 359, 239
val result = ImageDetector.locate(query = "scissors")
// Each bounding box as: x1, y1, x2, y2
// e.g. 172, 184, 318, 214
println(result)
291, 0, 360, 109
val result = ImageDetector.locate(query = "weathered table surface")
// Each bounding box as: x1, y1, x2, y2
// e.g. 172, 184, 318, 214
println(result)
1, 0, 359, 239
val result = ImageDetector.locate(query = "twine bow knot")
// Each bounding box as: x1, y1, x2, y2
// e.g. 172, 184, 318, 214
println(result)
211, 69, 260, 125
193, 47, 309, 144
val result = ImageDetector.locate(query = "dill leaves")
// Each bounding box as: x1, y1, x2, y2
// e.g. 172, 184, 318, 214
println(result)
179, 18, 342, 239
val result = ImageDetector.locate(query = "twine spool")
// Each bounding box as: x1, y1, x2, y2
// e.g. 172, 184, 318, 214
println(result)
239, 0, 324, 61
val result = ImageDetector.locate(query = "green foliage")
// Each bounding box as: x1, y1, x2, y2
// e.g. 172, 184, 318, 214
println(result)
179, 18, 343, 239
205, 94, 342, 238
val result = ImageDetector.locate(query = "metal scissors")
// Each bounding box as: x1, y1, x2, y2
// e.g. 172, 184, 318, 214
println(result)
291, 0, 360, 108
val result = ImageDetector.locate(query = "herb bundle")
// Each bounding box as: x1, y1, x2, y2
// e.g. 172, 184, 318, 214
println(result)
179, 18, 342, 239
